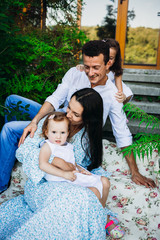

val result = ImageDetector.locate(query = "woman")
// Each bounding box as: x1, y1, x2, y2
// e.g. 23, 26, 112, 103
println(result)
0, 88, 124, 239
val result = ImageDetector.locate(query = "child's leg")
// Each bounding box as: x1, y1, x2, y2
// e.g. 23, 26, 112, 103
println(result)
100, 176, 110, 208
88, 187, 101, 201
88, 177, 110, 208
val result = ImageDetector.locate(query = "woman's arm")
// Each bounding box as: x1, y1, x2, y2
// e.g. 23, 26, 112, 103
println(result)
76, 163, 91, 175
19, 102, 54, 146
52, 157, 76, 171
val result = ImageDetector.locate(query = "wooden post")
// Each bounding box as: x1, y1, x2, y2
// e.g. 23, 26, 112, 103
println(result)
41, 0, 46, 30
77, 0, 82, 29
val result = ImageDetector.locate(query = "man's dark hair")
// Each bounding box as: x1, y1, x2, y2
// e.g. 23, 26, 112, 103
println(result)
82, 40, 109, 65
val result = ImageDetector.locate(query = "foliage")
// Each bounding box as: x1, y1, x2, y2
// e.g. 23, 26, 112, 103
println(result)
123, 103, 160, 130
0, 0, 87, 128
122, 133, 160, 162
81, 26, 99, 40
97, 4, 117, 39
96, 2, 135, 40
122, 103, 160, 161
125, 27, 159, 64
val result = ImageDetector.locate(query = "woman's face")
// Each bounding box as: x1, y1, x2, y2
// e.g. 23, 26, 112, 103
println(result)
66, 96, 83, 126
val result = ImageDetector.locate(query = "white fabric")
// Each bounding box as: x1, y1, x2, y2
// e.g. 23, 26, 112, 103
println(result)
46, 67, 132, 148
43, 140, 103, 198
107, 71, 133, 100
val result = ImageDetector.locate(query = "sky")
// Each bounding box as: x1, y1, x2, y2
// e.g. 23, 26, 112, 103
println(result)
81, 0, 160, 29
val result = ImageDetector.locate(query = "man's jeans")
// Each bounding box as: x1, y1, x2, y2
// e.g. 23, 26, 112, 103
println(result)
0, 95, 41, 192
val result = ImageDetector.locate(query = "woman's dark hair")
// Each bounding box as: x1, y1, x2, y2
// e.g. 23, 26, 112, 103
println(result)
82, 40, 110, 65
103, 38, 123, 77
71, 88, 103, 171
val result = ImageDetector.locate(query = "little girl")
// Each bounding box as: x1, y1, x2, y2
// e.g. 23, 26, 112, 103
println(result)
39, 112, 105, 204
77, 38, 133, 104
39, 111, 125, 238
105, 38, 133, 104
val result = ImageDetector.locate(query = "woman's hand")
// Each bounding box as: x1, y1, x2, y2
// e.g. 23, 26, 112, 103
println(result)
52, 157, 76, 171
79, 169, 92, 175
66, 163, 76, 171
76, 164, 92, 175
63, 170, 78, 181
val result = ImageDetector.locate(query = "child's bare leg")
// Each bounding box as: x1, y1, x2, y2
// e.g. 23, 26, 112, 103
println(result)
88, 187, 101, 200
100, 176, 110, 208
88, 177, 110, 208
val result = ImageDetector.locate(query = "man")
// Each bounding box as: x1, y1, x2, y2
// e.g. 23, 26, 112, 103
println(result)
0, 40, 156, 193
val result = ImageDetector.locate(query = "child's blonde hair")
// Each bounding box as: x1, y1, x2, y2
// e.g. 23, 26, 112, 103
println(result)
42, 112, 70, 139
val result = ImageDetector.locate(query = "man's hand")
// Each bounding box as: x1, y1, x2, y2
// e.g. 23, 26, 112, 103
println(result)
63, 170, 78, 181
18, 122, 37, 147
131, 171, 156, 188
121, 148, 156, 188
115, 91, 126, 103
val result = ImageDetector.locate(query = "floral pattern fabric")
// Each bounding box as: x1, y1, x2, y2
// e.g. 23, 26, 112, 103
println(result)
0, 140, 160, 240
0, 121, 115, 240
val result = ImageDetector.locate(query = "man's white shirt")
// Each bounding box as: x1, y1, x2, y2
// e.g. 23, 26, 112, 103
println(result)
46, 67, 132, 148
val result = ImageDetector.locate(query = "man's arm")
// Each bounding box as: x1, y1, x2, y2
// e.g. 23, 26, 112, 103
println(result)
18, 101, 54, 146
107, 86, 156, 188
121, 147, 156, 188
18, 67, 78, 146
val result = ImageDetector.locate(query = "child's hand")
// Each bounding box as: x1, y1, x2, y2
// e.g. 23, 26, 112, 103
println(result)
115, 91, 126, 103
63, 170, 78, 181
76, 64, 84, 72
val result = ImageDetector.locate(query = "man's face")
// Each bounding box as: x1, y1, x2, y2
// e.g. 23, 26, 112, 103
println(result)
83, 53, 109, 87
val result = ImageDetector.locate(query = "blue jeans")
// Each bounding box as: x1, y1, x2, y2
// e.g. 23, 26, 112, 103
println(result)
0, 95, 42, 192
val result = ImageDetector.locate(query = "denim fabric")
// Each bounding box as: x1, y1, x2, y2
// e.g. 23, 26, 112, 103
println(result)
0, 95, 41, 192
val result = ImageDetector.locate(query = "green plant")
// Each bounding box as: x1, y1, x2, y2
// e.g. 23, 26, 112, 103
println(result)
0, 0, 88, 109
122, 103, 160, 161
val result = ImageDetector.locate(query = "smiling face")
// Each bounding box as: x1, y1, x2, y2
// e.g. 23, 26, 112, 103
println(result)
46, 119, 69, 145
83, 53, 110, 87
66, 96, 83, 126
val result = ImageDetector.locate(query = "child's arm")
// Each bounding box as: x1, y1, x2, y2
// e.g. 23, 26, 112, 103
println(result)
115, 75, 127, 103
76, 64, 84, 72
39, 143, 77, 181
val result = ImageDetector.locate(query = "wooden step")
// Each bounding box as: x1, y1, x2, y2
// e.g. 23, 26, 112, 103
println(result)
131, 100, 160, 115
103, 118, 160, 135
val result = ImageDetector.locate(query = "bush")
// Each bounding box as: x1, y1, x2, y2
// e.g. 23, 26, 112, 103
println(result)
0, 0, 88, 128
